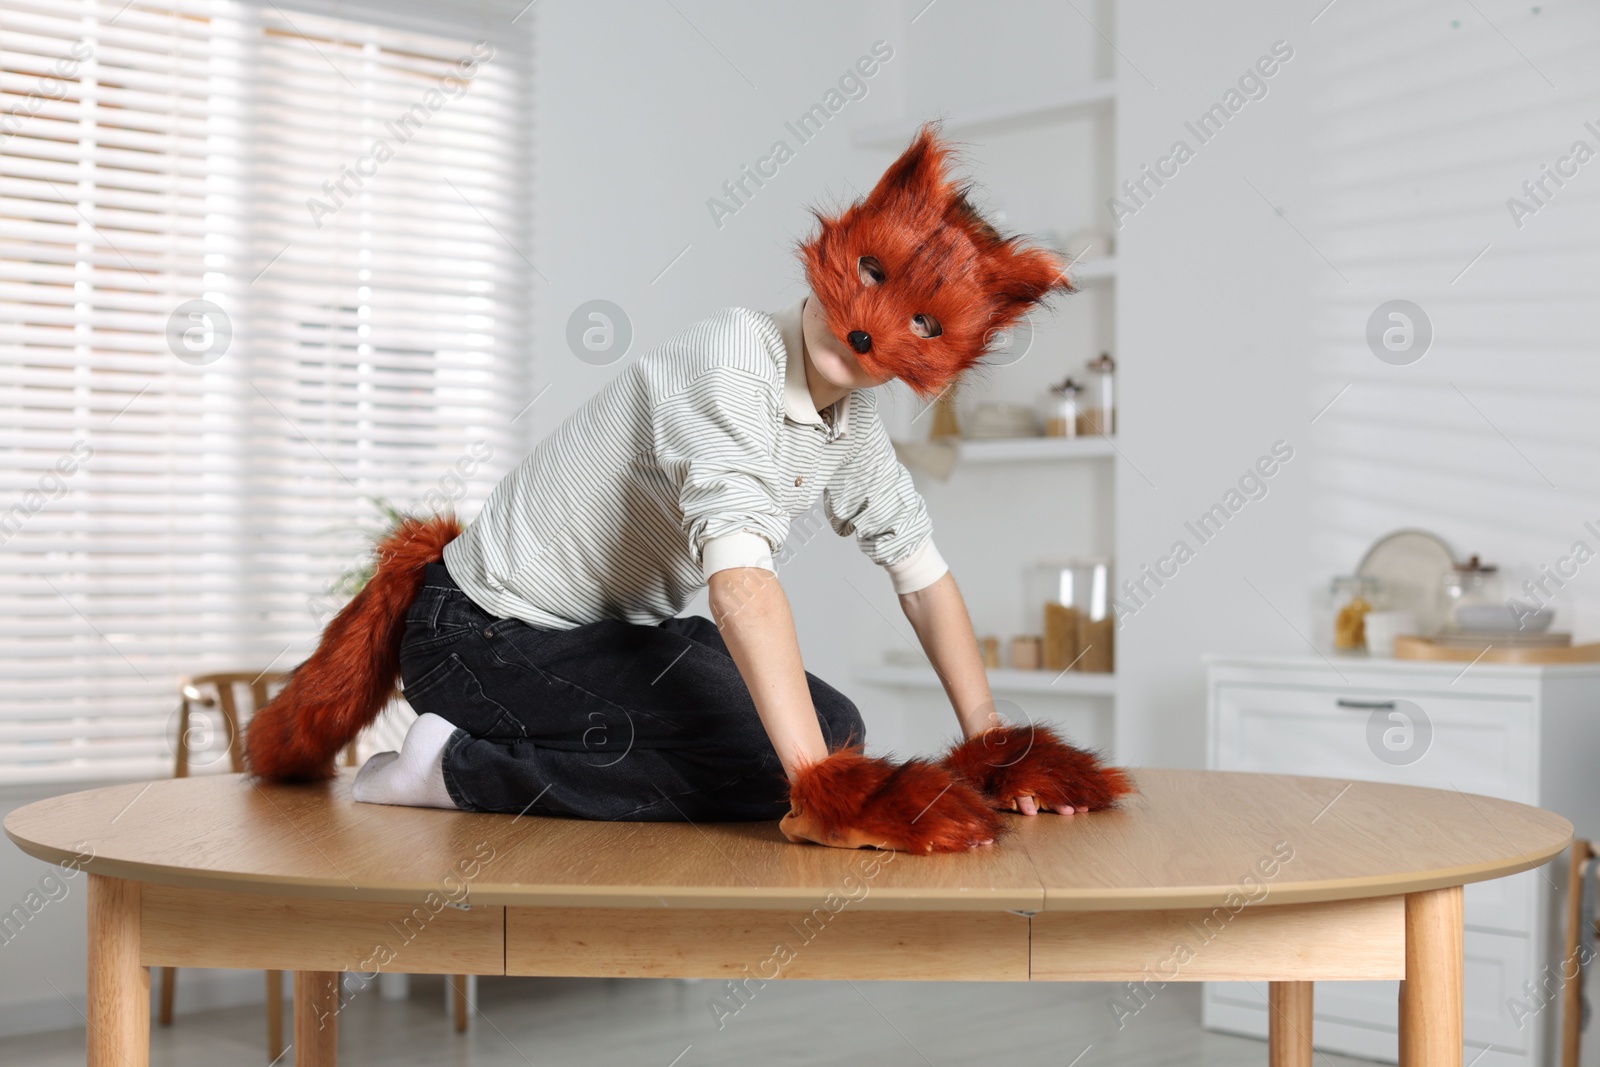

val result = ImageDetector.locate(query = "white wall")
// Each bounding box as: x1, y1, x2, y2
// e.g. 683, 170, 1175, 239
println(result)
1300, 1, 1600, 634
1113, 1, 1317, 766
0, 784, 92, 1035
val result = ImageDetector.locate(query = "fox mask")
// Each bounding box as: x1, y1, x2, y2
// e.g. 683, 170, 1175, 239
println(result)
800, 124, 1074, 398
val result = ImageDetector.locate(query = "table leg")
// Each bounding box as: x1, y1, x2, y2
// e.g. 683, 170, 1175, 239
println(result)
87, 875, 148, 1067
1561, 841, 1591, 1067
294, 971, 339, 1066
266, 970, 284, 1063
157, 967, 175, 1026
1268, 981, 1313, 1067
452, 974, 468, 1032
1399, 885, 1463, 1066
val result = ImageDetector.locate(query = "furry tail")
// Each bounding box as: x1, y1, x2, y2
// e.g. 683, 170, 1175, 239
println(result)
245, 513, 461, 781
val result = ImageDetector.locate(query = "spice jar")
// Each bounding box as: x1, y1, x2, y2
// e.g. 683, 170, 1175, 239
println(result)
928, 383, 961, 440
1009, 635, 1043, 670
1080, 353, 1115, 436
1041, 377, 1081, 438
1329, 575, 1384, 652
1439, 555, 1502, 632
978, 635, 1001, 669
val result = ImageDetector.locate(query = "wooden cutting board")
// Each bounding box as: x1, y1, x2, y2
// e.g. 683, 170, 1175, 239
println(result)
1393, 635, 1600, 664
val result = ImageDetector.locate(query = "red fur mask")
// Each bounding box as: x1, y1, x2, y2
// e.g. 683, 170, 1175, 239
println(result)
800, 124, 1074, 398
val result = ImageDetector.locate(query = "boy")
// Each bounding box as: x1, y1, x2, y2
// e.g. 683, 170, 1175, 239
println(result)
246, 127, 1131, 852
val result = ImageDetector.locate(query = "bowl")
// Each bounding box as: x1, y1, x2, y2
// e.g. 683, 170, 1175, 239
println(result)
1453, 603, 1554, 633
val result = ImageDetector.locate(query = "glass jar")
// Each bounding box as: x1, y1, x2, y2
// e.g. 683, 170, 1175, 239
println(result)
1041, 377, 1081, 438
1329, 575, 1384, 652
1029, 559, 1114, 673
1080, 353, 1115, 436
1439, 555, 1502, 632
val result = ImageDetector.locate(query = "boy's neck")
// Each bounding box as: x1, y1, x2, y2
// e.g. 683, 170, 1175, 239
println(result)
799, 298, 852, 412
803, 353, 850, 413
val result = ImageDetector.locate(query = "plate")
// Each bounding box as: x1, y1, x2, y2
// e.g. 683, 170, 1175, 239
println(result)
1356, 528, 1455, 636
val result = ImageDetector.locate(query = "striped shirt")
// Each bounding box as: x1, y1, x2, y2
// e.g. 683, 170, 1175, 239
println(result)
442, 296, 948, 630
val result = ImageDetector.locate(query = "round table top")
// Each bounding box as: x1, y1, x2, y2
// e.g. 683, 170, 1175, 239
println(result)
4, 768, 1571, 912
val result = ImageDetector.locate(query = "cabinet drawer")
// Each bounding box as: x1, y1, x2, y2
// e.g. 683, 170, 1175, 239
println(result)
1213, 684, 1536, 803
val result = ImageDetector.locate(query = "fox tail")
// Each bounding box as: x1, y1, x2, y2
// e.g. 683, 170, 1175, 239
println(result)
245, 513, 461, 781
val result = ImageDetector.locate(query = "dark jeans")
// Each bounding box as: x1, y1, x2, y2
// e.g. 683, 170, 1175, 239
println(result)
398, 562, 866, 821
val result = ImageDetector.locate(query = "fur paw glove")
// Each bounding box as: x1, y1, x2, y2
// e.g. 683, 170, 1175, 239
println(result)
940, 724, 1134, 814
779, 747, 1004, 854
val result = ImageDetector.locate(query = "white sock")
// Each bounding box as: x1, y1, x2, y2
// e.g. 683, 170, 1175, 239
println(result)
352, 713, 460, 810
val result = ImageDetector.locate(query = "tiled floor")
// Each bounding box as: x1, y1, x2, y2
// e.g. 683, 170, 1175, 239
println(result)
0, 975, 1382, 1066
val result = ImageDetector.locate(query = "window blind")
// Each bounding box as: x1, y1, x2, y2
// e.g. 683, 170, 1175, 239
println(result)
0, 0, 533, 783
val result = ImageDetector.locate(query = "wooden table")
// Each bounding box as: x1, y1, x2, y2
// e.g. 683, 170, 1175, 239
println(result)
4, 768, 1570, 1067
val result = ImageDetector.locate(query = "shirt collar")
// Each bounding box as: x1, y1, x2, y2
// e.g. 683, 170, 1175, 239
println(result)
772, 294, 851, 437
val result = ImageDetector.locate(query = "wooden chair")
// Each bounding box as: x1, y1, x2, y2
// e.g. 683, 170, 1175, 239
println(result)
1562, 838, 1595, 1067
164, 671, 469, 1060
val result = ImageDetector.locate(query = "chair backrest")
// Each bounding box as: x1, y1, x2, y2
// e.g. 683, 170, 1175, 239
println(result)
174, 672, 286, 776
174, 671, 368, 777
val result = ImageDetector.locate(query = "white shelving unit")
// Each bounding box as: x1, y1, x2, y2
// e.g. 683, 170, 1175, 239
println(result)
889, 433, 1115, 465
853, 50, 1123, 755
1071, 255, 1117, 282
857, 664, 1116, 698
851, 79, 1116, 148
937, 435, 1114, 463
940, 435, 1107, 463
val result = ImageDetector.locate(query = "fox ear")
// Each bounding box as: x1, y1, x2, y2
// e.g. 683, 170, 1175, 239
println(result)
986, 242, 1074, 329
863, 123, 949, 206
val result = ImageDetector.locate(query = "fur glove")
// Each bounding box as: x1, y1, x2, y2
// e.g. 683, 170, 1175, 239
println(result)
940, 723, 1133, 813
779, 747, 1004, 853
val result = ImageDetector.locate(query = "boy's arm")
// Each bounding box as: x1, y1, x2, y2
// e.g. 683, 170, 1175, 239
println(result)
899, 570, 1069, 817
896, 570, 1001, 740
713, 563, 998, 857
708, 566, 829, 779
712, 563, 1003, 853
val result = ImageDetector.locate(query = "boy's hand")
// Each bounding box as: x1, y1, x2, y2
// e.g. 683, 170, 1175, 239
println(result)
1008, 795, 1086, 817
939, 723, 1133, 816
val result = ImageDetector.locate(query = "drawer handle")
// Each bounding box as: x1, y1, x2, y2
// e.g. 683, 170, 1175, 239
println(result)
1336, 698, 1396, 710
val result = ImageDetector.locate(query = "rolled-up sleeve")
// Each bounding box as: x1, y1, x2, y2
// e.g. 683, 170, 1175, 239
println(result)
651, 365, 790, 582
824, 414, 948, 594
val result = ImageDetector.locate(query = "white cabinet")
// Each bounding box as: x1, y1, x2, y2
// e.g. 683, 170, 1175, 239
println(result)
1204, 655, 1600, 1067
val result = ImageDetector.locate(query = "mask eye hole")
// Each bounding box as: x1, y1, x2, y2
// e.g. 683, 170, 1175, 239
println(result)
911, 313, 942, 339
857, 256, 885, 287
